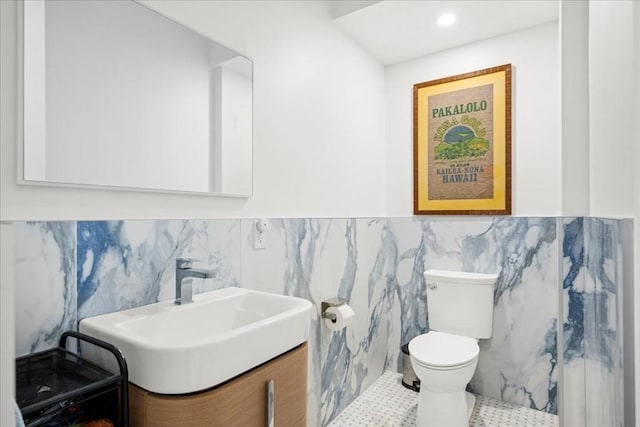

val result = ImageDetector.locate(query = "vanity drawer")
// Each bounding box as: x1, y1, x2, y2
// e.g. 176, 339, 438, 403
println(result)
129, 343, 307, 427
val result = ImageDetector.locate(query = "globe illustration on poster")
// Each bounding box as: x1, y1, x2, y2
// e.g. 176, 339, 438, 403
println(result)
434, 125, 490, 161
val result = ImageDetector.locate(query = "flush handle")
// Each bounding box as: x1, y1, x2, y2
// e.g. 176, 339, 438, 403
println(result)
427, 282, 437, 290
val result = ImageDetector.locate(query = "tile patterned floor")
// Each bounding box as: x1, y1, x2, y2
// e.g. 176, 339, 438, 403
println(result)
328, 371, 559, 427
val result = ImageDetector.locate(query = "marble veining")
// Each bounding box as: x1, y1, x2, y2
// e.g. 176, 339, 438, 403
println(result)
584, 219, 618, 370
76, 220, 240, 320
280, 219, 325, 427
15, 222, 77, 356
320, 219, 363, 424
413, 217, 558, 414
563, 217, 585, 362
583, 218, 625, 427
562, 217, 629, 427
314, 217, 559, 424
12, 216, 631, 427
395, 219, 429, 352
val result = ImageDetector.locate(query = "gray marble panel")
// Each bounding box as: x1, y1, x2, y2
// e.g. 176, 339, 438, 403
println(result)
561, 217, 587, 426
403, 217, 559, 414
562, 217, 630, 427
583, 218, 625, 427
241, 218, 335, 427
276, 217, 561, 424
77, 219, 240, 320
14, 222, 77, 356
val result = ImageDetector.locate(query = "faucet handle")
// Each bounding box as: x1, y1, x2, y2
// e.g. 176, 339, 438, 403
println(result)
176, 258, 194, 269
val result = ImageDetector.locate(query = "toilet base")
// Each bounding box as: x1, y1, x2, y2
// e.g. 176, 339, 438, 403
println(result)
415, 389, 476, 427
465, 391, 476, 419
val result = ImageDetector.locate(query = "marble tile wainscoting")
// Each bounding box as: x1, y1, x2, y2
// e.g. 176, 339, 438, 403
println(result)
12, 217, 632, 426
561, 218, 632, 427
15, 220, 241, 357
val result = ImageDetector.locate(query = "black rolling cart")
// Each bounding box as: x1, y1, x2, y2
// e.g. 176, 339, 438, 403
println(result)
16, 331, 129, 427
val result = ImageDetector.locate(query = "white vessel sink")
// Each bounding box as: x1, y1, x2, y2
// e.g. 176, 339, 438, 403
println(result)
79, 287, 312, 394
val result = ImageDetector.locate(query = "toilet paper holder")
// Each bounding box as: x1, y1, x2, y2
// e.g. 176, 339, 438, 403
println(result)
321, 298, 346, 322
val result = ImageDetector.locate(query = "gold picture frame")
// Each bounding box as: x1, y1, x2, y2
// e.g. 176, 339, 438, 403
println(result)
413, 64, 512, 215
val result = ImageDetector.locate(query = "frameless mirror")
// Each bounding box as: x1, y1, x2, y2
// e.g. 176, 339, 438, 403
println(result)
22, 0, 252, 196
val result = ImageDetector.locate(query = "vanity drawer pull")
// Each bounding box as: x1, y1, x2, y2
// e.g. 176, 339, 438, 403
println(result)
267, 379, 275, 427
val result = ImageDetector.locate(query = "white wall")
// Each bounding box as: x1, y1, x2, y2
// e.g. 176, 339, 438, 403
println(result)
385, 22, 561, 216
588, 1, 636, 218
1, 0, 387, 221
560, 1, 590, 217
0, 223, 15, 427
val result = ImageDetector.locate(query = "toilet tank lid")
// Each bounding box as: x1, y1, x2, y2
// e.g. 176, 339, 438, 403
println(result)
424, 269, 498, 285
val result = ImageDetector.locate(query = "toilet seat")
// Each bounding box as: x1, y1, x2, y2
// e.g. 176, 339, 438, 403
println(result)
409, 331, 479, 369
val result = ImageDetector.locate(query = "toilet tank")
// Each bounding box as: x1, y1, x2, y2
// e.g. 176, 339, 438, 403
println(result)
425, 269, 497, 339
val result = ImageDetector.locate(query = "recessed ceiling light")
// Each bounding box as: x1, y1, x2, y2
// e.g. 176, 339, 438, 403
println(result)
437, 13, 456, 27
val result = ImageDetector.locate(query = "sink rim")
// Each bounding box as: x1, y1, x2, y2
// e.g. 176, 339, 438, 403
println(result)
90, 287, 311, 351
78, 286, 313, 394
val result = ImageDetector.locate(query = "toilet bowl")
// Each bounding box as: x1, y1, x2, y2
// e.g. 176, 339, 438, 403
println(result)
409, 331, 480, 427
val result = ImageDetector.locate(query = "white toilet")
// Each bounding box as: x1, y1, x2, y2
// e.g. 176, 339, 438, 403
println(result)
408, 269, 497, 427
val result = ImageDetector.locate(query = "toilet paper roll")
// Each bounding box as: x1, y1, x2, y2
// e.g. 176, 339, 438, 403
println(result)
324, 304, 355, 331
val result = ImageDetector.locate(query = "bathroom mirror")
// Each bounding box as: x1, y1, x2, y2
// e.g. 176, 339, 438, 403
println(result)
21, 0, 253, 196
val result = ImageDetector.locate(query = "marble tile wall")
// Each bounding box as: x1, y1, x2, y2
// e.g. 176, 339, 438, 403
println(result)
13, 216, 630, 426
561, 217, 630, 427
15, 222, 76, 356
15, 220, 241, 356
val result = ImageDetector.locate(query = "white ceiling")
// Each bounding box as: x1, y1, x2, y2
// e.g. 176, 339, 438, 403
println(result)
332, 0, 559, 65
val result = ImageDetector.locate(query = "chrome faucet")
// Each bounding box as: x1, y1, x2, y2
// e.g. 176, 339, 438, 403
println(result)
175, 258, 215, 305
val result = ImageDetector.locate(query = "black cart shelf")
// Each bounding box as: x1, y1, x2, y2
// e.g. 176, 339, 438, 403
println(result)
16, 331, 129, 427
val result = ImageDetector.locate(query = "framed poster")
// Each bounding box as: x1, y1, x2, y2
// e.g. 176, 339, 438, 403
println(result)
413, 64, 512, 215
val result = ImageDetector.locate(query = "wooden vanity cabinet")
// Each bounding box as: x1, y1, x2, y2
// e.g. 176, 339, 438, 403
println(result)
129, 343, 307, 427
